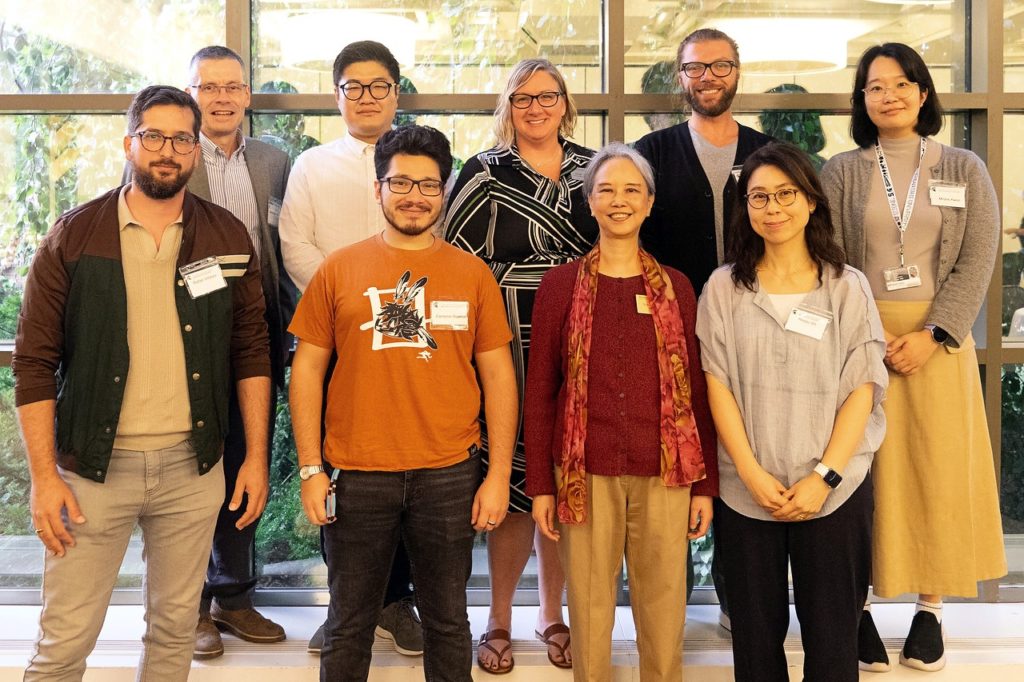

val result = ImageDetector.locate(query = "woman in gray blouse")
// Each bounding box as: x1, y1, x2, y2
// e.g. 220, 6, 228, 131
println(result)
821, 43, 1006, 674
697, 142, 888, 682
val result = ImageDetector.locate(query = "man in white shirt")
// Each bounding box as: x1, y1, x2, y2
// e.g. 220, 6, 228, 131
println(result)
279, 40, 423, 657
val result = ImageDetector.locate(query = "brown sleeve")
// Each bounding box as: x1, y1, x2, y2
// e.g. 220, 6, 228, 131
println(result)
12, 224, 70, 406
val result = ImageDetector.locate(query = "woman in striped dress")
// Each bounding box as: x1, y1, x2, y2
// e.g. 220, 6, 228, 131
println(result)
444, 58, 598, 674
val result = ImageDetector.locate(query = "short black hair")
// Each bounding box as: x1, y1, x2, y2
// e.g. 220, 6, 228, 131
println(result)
374, 125, 453, 185
727, 142, 845, 291
127, 85, 202, 138
850, 42, 943, 148
189, 45, 245, 74
332, 41, 400, 87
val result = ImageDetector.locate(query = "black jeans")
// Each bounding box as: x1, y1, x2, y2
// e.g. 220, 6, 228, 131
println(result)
321, 453, 481, 682
201, 383, 275, 611
715, 477, 873, 682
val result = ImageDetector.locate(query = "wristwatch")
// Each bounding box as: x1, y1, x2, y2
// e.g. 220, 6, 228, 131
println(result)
925, 324, 950, 345
299, 464, 325, 481
813, 462, 843, 489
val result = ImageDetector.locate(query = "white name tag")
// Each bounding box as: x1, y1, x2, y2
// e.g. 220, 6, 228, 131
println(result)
928, 181, 966, 208
179, 257, 228, 298
635, 294, 651, 315
784, 304, 832, 340
883, 264, 922, 291
430, 300, 469, 331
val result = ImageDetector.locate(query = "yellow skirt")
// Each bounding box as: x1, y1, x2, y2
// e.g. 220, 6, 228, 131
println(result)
872, 301, 1006, 597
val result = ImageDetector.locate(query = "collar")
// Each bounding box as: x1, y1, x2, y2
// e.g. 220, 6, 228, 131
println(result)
200, 130, 246, 160
488, 137, 590, 172
117, 184, 184, 231
340, 131, 378, 157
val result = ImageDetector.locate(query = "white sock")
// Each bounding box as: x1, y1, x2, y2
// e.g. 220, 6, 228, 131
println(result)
915, 599, 943, 623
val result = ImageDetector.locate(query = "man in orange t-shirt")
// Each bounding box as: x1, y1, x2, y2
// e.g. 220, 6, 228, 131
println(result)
288, 125, 516, 682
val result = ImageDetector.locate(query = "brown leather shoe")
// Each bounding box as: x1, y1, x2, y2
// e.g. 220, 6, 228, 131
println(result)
194, 615, 224, 660
211, 603, 286, 643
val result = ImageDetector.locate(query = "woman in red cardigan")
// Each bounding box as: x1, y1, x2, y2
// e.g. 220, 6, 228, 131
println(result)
524, 142, 718, 682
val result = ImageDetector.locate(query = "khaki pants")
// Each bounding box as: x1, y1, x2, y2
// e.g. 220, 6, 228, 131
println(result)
26, 444, 224, 682
558, 472, 691, 682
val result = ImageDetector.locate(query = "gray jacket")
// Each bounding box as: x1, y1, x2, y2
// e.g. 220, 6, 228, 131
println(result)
821, 142, 999, 347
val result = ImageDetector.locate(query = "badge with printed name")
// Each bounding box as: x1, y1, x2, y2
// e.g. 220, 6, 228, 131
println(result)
784, 304, 833, 340
882, 264, 922, 291
928, 180, 966, 208
430, 300, 470, 331
635, 294, 651, 315
179, 257, 227, 299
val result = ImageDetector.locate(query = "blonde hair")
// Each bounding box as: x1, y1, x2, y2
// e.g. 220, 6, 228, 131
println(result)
493, 59, 578, 150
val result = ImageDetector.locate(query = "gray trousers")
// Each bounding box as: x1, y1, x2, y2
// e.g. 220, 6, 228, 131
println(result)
25, 443, 223, 682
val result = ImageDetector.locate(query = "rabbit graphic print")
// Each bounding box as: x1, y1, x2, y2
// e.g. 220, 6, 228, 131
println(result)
360, 270, 471, 354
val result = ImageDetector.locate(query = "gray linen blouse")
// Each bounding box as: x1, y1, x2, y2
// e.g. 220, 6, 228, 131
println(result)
696, 265, 889, 521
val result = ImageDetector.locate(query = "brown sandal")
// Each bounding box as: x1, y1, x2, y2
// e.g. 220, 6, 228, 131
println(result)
535, 623, 572, 669
477, 628, 514, 675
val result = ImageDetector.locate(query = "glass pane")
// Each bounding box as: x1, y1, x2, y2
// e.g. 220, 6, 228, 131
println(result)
252, 112, 605, 168
625, 0, 968, 94
251, 0, 603, 95
0, 2, 226, 94
1000, 365, 1024, 586
1002, 115, 1024, 341
1007, 0, 1024, 92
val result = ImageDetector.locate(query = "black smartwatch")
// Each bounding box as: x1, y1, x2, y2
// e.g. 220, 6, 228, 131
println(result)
813, 462, 842, 489
925, 324, 949, 345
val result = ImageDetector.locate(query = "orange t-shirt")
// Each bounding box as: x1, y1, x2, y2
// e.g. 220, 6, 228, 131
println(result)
289, 233, 512, 471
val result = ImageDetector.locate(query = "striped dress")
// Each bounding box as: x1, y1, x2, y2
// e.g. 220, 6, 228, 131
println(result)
443, 139, 598, 512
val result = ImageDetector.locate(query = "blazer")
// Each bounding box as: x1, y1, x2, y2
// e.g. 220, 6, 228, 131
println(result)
188, 137, 295, 389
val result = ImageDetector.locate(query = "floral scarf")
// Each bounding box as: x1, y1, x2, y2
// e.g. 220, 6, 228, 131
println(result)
557, 245, 706, 524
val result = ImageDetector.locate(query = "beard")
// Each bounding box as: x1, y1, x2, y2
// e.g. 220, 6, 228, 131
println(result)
381, 201, 441, 237
683, 79, 738, 118
131, 161, 193, 200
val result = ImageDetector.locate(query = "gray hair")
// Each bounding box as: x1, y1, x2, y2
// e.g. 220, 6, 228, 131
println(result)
582, 142, 656, 197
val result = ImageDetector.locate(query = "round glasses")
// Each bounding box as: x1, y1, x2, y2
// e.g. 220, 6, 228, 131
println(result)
509, 91, 563, 109
862, 81, 919, 102
133, 130, 197, 154
679, 60, 736, 79
379, 177, 443, 197
744, 188, 800, 209
339, 80, 397, 101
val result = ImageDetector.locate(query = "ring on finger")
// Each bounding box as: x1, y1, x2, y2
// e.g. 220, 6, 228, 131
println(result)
34, 528, 44, 534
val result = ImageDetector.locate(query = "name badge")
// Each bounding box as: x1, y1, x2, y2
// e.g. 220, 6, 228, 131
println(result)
928, 181, 966, 208
883, 264, 922, 291
430, 300, 469, 331
784, 304, 833, 340
179, 257, 227, 299
635, 294, 651, 315
268, 197, 282, 225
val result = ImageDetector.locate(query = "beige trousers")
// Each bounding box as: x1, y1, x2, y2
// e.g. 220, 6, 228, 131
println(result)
558, 472, 691, 682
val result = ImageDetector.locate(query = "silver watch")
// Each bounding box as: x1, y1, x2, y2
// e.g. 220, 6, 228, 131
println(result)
299, 464, 325, 481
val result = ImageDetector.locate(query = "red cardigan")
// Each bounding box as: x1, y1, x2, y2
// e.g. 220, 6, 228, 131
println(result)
524, 261, 718, 498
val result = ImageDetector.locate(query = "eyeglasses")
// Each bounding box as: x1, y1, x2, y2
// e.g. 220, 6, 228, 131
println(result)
133, 130, 197, 154
379, 176, 443, 197
509, 91, 563, 109
680, 60, 737, 79
338, 80, 397, 101
744, 188, 800, 209
862, 81, 919, 102
191, 82, 248, 96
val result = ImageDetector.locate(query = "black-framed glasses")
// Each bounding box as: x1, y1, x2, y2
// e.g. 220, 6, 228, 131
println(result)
379, 176, 444, 196
744, 188, 800, 209
133, 130, 197, 154
338, 80, 397, 101
862, 81, 919, 102
509, 91, 563, 109
190, 82, 248, 96
680, 60, 737, 79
